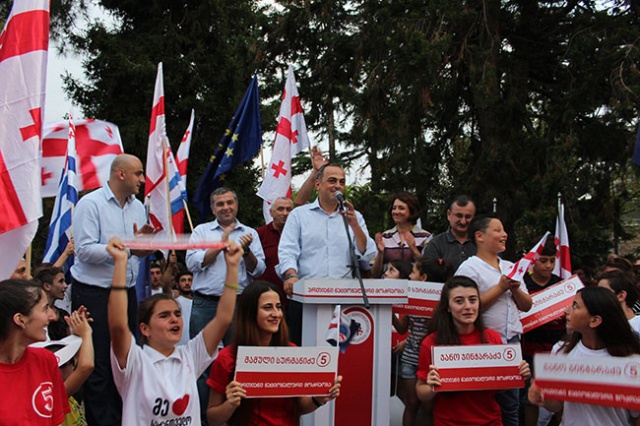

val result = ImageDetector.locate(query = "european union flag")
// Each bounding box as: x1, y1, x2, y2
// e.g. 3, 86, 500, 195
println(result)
194, 75, 263, 219
633, 125, 640, 167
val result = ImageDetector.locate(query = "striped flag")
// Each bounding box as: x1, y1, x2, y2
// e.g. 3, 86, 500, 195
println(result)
144, 62, 187, 237
553, 201, 572, 279
325, 305, 360, 353
0, 0, 49, 278
506, 231, 551, 281
257, 65, 310, 223
43, 116, 79, 267
172, 109, 194, 234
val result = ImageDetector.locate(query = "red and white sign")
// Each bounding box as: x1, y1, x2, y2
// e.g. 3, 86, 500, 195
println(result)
235, 346, 339, 398
292, 279, 407, 305
432, 344, 524, 392
121, 235, 226, 251
392, 281, 443, 318
534, 353, 640, 410
520, 275, 583, 333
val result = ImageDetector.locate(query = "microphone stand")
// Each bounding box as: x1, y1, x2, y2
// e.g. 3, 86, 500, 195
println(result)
338, 200, 370, 309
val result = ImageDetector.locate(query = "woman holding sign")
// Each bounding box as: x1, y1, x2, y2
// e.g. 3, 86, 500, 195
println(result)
529, 287, 640, 426
107, 238, 242, 425
416, 276, 531, 425
206, 281, 342, 426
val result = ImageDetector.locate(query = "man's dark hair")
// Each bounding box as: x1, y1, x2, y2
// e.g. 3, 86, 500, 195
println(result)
448, 195, 474, 211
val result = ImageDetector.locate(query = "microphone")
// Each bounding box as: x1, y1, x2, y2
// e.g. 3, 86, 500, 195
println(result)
334, 190, 346, 210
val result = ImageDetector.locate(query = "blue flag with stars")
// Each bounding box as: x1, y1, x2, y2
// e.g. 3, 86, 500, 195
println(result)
194, 75, 262, 219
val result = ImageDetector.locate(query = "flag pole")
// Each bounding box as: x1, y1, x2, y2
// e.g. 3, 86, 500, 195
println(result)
492, 198, 497, 214
260, 145, 266, 179
557, 192, 562, 213
182, 199, 195, 232
162, 137, 175, 239
25, 244, 32, 278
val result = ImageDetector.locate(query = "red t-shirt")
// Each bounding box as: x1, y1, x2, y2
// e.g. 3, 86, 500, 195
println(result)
417, 328, 504, 426
0, 347, 70, 425
207, 344, 299, 426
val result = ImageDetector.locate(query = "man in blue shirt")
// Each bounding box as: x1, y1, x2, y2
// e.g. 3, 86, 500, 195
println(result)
277, 163, 377, 344
70, 153, 155, 426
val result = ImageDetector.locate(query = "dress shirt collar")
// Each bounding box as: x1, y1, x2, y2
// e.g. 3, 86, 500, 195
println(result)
142, 344, 183, 364
102, 182, 136, 206
209, 218, 245, 232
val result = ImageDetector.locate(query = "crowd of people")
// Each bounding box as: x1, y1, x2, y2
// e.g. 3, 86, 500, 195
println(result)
1, 151, 640, 425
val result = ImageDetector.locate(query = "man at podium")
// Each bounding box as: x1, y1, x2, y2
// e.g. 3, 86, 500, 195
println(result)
277, 163, 376, 344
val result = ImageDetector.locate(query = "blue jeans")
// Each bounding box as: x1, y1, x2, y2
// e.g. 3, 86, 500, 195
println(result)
497, 335, 521, 426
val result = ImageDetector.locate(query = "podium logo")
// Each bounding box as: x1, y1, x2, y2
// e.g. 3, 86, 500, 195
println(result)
345, 308, 372, 345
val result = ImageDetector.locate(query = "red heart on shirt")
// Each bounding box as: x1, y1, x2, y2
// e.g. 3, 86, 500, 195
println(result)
172, 394, 190, 416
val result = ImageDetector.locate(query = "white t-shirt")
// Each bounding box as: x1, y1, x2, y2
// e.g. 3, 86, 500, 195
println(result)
111, 331, 216, 425
456, 256, 529, 341
176, 295, 193, 346
553, 340, 639, 426
629, 315, 640, 336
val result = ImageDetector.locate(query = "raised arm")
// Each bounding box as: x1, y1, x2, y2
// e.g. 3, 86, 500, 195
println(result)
201, 241, 243, 355
107, 238, 132, 369
63, 306, 94, 396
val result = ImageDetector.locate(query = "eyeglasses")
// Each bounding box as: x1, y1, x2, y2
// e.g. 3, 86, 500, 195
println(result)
453, 213, 473, 220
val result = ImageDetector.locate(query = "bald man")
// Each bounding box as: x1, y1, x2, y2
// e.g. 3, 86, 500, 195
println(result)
70, 154, 155, 425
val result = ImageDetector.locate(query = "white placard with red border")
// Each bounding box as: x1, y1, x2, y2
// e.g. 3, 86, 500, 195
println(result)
432, 344, 524, 392
292, 279, 407, 305
520, 275, 583, 333
235, 346, 339, 398
534, 353, 640, 410
392, 281, 443, 318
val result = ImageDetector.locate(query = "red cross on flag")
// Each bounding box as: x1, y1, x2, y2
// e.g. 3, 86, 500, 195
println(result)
553, 201, 572, 279
172, 109, 195, 234
0, 0, 49, 278
41, 119, 124, 197
506, 231, 551, 281
144, 62, 186, 238
257, 65, 310, 223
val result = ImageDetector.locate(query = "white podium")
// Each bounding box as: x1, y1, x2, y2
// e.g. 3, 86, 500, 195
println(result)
293, 279, 408, 426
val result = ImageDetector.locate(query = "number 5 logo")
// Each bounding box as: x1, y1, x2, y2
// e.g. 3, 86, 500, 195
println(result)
32, 382, 54, 418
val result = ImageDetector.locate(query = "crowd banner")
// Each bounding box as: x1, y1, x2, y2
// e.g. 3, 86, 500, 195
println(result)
121, 235, 226, 251
519, 275, 584, 333
235, 346, 339, 398
392, 281, 443, 318
534, 353, 640, 410
432, 344, 524, 392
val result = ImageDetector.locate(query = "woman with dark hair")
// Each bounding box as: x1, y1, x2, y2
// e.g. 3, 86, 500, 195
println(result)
371, 192, 432, 278
456, 215, 532, 426
206, 281, 342, 425
0, 280, 70, 424
529, 287, 640, 425
416, 276, 530, 425
107, 238, 242, 425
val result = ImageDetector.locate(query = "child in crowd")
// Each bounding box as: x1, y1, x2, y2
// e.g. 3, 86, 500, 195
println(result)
529, 287, 640, 425
393, 257, 454, 426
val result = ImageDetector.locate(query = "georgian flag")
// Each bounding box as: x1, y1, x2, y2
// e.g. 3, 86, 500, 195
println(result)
43, 116, 78, 267
257, 65, 310, 223
0, 0, 49, 278
144, 62, 186, 237
172, 109, 194, 234
506, 231, 551, 281
41, 119, 123, 197
553, 202, 572, 279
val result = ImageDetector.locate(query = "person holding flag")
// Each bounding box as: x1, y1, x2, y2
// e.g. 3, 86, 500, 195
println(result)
455, 215, 532, 426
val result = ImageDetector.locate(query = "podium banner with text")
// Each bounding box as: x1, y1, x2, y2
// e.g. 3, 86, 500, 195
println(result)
534, 354, 640, 410
235, 346, 339, 398
392, 281, 443, 318
520, 275, 583, 333
433, 344, 524, 392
